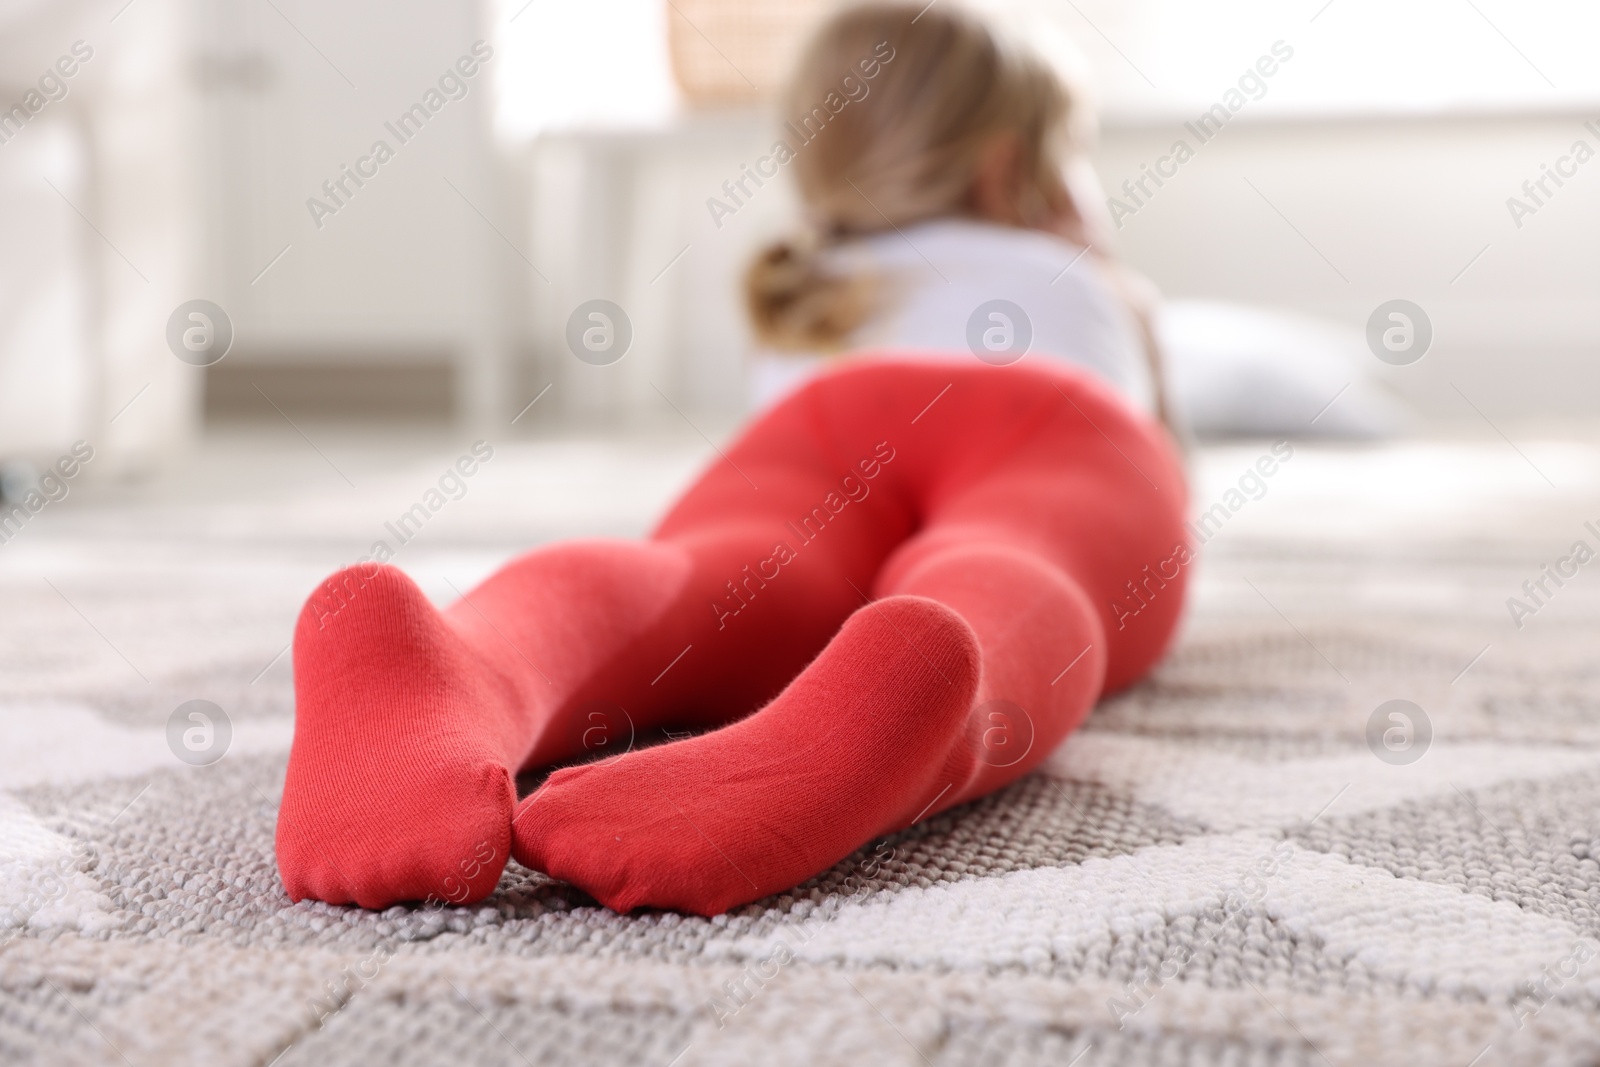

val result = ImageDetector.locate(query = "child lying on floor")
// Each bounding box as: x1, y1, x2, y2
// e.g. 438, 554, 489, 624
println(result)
275, 1, 1188, 916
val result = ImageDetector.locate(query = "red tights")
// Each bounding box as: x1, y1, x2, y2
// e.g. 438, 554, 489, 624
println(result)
275, 359, 1189, 915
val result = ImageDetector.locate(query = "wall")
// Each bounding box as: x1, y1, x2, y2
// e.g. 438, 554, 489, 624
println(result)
1093, 110, 1600, 422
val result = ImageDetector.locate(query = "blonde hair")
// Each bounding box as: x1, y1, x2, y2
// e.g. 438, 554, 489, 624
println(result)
746, 2, 1079, 351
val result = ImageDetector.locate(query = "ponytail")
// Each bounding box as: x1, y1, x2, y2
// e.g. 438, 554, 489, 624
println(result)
743, 235, 876, 352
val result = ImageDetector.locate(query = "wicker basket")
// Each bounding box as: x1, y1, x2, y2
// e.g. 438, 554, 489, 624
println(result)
666, 0, 833, 106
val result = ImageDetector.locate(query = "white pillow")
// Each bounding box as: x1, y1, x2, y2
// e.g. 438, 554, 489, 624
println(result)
1158, 300, 1409, 439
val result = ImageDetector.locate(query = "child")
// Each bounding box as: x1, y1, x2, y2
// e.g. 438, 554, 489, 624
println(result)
745, 3, 1173, 428
276, 2, 1188, 917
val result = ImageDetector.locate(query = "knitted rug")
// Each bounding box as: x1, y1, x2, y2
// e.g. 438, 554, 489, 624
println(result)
3, 432, 1599, 1066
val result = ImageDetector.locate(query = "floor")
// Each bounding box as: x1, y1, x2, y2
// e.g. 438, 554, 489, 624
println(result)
3, 423, 1600, 1065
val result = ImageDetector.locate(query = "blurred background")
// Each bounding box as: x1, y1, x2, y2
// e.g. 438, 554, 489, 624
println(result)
0, 0, 1596, 477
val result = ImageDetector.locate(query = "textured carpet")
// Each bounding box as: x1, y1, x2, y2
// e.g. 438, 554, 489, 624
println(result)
4, 431, 1600, 1066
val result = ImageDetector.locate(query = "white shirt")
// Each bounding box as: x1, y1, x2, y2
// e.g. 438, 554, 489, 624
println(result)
749, 218, 1154, 414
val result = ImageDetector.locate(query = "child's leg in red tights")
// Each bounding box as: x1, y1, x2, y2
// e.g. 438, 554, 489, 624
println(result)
511, 544, 1102, 916
511, 364, 1189, 915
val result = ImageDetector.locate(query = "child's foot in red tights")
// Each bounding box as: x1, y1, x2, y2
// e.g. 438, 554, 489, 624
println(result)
510, 596, 981, 915
276, 565, 517, 908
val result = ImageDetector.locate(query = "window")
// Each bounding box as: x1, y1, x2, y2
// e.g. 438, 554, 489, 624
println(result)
489, 0, 1596, 141
994, 0, 1595, 120
492, 0, 679, 140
